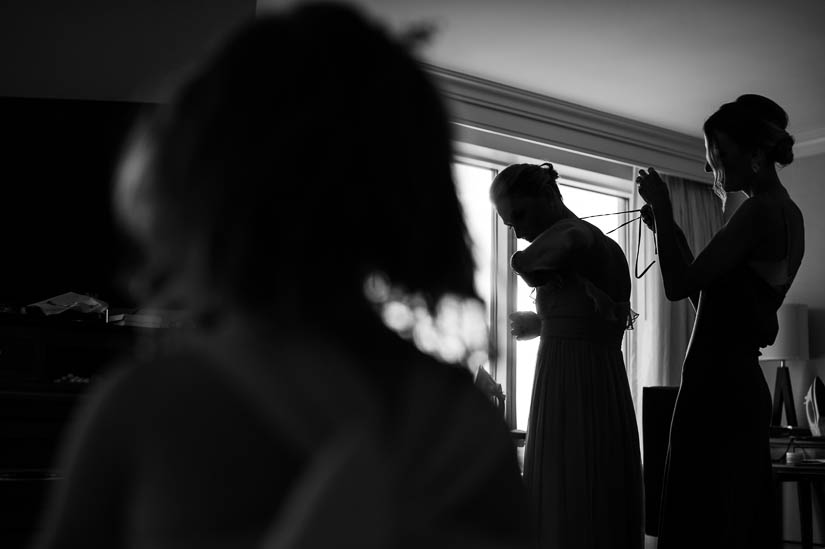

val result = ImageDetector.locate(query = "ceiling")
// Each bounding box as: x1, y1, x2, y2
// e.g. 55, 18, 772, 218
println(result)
258, 0, 825, 147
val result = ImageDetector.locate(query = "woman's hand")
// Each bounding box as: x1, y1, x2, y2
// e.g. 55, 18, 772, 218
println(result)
636, 167, 670, 209
640, 204, 656, 233
510, 251, 524, 275
509, 311, 541, 341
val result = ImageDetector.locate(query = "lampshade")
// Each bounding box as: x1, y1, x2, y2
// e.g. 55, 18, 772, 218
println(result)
759, 303, 809, 362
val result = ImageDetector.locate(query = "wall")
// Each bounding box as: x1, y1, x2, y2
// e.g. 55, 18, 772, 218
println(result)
0, 0, 256, 102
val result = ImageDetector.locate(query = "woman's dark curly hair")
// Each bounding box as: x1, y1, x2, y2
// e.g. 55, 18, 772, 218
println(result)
114, 2, 477, 326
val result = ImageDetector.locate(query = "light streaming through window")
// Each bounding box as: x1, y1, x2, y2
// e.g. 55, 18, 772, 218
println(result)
453, 163, 494, 327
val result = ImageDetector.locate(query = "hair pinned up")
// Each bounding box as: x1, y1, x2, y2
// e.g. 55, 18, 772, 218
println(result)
540, 162, 560, 180
735, 94, 788, 129
490, 162, 561, 203
703, 94, 795, 200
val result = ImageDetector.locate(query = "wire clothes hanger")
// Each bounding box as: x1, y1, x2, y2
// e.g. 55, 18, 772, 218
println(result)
579, 209, 658, 279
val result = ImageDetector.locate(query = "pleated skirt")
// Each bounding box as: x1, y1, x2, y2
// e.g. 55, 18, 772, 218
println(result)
523, 331, 644, 549
656, 346, 776, 549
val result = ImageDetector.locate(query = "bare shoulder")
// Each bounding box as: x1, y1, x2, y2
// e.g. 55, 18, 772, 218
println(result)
721, 196, 773, 241
738, 192, 803, 234
556, 217, 597, 246
563, 217, 594, 233
785, 196, 805, 232
730, 195, 770, 220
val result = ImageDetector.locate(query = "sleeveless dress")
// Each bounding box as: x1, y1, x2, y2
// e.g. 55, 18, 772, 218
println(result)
657, 197, 802, 549
518, 221, 644, 549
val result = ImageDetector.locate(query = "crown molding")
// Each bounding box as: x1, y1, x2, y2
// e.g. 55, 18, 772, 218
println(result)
425, 64, 711, 182
795, 128, 825, 159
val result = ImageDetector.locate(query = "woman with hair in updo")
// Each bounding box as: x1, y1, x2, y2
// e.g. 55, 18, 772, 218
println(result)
638, 94, 805, 548
490, 163, 644, 549
30, 4, 531, 548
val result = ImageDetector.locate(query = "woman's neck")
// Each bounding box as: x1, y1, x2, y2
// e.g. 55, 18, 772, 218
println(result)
536, 205, 577, 235
747, 169, 784, 198
556, 204, 578, 222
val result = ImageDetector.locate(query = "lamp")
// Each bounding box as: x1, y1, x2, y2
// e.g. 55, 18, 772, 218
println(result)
760, 303, 809, 426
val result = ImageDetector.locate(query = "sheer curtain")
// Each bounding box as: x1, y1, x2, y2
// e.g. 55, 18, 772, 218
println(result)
626, 173, 724, 433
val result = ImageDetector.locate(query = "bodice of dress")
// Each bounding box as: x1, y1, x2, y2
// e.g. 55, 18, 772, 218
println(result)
692, 262, 786, 358
533, 273, 634, 345
516, 220, 635, 346
689, 197, 800, 361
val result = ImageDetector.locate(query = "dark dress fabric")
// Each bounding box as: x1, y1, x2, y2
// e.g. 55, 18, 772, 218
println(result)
520, 221, 644, 549
656, 265, 780, 549
657, 195, 801, 549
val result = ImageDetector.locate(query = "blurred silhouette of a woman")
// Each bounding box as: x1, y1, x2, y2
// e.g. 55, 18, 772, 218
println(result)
31, 4, 530, 548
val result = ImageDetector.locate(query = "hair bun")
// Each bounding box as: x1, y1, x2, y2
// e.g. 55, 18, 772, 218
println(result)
539, 162, 559, 183
772, 133, 795, 166
735, 94, 795, 165
735, 94, 789, 130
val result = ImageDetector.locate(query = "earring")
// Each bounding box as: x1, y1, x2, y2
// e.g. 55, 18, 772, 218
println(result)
751, 162, 760, 173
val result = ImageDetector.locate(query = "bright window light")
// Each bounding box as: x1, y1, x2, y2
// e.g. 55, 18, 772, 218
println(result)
453, 163, 495, 324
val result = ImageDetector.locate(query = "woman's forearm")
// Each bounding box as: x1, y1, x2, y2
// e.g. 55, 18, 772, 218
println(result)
653, 200, 693, 301
512, 222, 590, 274
673, 224, 699, 310
513, 237, 567, 274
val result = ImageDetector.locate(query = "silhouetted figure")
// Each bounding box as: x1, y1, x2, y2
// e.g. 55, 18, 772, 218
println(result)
30, 4, 530, 548
638, 94, 804, 549
490, 163, 643, 549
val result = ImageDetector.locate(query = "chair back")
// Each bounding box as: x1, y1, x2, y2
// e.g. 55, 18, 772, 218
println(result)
642, 385, 678, 536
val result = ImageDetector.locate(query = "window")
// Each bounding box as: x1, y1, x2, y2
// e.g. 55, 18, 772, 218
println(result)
453, 158, 632, 430
453, 163, 495, 320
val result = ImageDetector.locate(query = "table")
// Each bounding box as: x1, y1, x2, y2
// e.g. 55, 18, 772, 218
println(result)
773, 461, 825, 549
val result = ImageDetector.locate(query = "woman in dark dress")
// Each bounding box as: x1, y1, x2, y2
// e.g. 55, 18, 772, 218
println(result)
491, 163, 644, 549
638, 94, 804, 549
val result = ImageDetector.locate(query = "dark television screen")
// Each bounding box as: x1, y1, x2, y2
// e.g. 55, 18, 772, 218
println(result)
0, 97, 154, 309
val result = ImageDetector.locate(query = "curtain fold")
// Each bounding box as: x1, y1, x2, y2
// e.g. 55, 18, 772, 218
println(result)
626, 173, 723, 440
